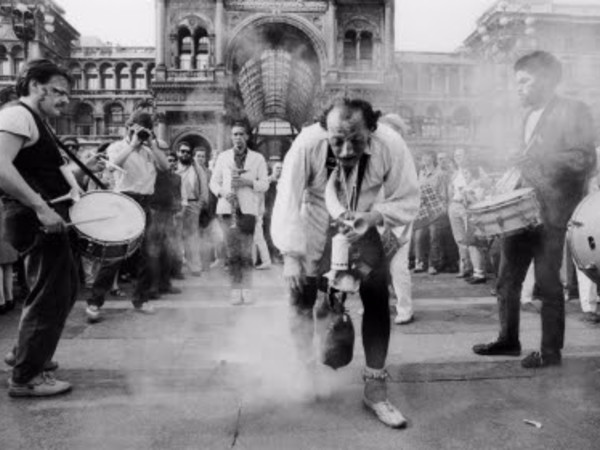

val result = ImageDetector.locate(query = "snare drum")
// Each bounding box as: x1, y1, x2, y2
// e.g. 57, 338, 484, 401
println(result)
467, 188, 541, 238
568, 191, 600, 284
69, 191, 146, 261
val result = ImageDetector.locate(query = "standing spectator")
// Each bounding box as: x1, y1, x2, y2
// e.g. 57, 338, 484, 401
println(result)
176, 142, 209, 276
210, 121, 269, 305
253, 161, 272, 270
148, 145, 183, 296
85, 111, 169, 322
380, 113, 417, 325
414, 150, 447, 275
167, 152, 185, 279
0, 198, 18, 314
264, 159, 283, 264
447, 147, 488, 284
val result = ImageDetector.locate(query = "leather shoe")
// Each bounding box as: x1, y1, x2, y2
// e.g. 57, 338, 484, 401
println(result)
521, 351, 561, 369
472, 340, 521, 356
466, 276, 487, 285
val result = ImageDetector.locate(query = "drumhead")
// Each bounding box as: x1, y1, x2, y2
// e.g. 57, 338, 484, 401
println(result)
69, 191, 146, 242
568, 191, 600, 283
470, 188, 535, 210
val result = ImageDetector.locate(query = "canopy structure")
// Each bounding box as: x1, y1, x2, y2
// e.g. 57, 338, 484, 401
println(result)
238, 49, 317, 130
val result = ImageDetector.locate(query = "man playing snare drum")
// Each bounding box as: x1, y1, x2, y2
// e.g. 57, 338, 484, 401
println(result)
473, 51, 596, 368
0, 60, 100, 397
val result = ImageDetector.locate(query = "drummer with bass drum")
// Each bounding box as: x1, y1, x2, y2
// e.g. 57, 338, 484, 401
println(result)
0, 59, 105, 397
472, 51, 596, 369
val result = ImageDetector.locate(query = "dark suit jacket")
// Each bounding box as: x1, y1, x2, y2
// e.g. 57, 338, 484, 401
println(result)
520, 96, 596, 229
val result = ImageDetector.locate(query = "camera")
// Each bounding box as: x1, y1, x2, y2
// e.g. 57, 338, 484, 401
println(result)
137, 129, 151, 141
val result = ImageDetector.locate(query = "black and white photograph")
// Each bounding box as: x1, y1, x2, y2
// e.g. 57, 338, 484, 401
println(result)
1, 0, 600, 448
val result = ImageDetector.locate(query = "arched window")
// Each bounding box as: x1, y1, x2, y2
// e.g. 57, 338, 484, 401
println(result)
196, 35, 210, 70
132, 64, 146, 90
343, 30, 357, 67
359, 31, 373, 65
11, 46, 24, 74
100, 64, 115, 90
70, 65, 83, 90
148, 64, 155, 83
451, 106, 472, 139
0, 46, 10, 76
105, 103, 125, 136
116, 64, 130, 90
423, 105, 443, 138
74, 103, 94, 136
179, 27, 193, 70
84, 64, 99, 90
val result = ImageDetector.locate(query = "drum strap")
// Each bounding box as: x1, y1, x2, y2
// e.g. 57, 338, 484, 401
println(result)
20, 102, 108, 190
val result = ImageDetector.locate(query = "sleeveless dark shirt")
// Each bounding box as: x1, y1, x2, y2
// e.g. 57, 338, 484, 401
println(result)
11, 102, 70, 201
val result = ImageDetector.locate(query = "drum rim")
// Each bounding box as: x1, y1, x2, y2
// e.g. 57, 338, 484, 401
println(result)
69, 190, 147, 243
468, 187, 537, 211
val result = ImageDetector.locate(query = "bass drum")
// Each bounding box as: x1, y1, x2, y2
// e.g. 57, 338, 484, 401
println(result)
568, 191, 600, 284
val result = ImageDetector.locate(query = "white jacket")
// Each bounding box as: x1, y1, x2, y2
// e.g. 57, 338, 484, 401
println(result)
209, 148, 269, 216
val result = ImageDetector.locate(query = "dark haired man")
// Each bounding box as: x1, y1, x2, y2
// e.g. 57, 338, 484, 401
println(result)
272, 98, 420, 428
177, 142, 209, 276
0, 59, 77, 396
86, 111, 169, 321
210, 121, 269, 305
473, 51, 596, 368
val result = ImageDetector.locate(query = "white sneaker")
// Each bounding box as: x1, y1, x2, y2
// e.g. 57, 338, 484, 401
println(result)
85, 305, 101, 323
394, 314, 414, 325
133, 303, 156, 314
230, 289, 243, 305
241, 289, 254, 304
363, 397, 407, 429
8, 372, 72, 398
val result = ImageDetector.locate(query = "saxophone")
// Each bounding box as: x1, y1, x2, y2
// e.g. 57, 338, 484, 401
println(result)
229, 167, 247, 229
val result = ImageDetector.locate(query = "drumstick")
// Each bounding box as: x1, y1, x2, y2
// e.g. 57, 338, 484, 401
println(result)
66, 215, 117, 227
49, 192, 80, 205
40, 215, 117, 233
104, 160, 127, 174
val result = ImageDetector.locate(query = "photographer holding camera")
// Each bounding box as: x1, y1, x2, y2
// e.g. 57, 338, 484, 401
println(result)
85, 111, 169, 322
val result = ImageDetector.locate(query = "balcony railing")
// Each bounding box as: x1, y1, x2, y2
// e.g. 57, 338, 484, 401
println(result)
167, 69, 215, 82
337, 70, 384, 83
71, 89, 152, 97
0, 74, 15, 83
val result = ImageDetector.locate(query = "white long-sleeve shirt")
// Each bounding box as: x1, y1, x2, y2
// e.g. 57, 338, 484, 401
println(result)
209, 148, 269, 216
271, 123, 420, 276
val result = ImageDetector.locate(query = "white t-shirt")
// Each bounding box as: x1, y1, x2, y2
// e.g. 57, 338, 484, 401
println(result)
107, 139, 157, 195
0, 103, 41, 148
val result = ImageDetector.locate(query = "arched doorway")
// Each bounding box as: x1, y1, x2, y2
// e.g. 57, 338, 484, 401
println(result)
226, 17, 324, 160
172, 132, 213, 161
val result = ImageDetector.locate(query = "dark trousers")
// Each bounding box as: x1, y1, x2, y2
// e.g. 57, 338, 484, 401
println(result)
497, 226, 565, 357
414, 220, 442, 269
219, 215, 253, 288
290, 267, 390, 369
148, 208, 175, 292
4, 201, 79, 383
89, 193, 152, 307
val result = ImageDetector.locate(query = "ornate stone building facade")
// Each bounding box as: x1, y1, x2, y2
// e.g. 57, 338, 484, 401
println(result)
152, 0, 398, 160
2, 0, 600, 164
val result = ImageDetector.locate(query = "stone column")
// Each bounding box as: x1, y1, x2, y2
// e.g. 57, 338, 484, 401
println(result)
327, 0, 337, 68
155, 0, 167, 80
216, 111, 225, 154
156, 111, 167, 141
215, 0, 224, 66
155, 0, 166, 67
385, 0, 394, 69
29, 41, 43, 60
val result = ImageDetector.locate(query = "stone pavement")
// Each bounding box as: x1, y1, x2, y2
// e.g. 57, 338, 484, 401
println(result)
1, 268, 599, 449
